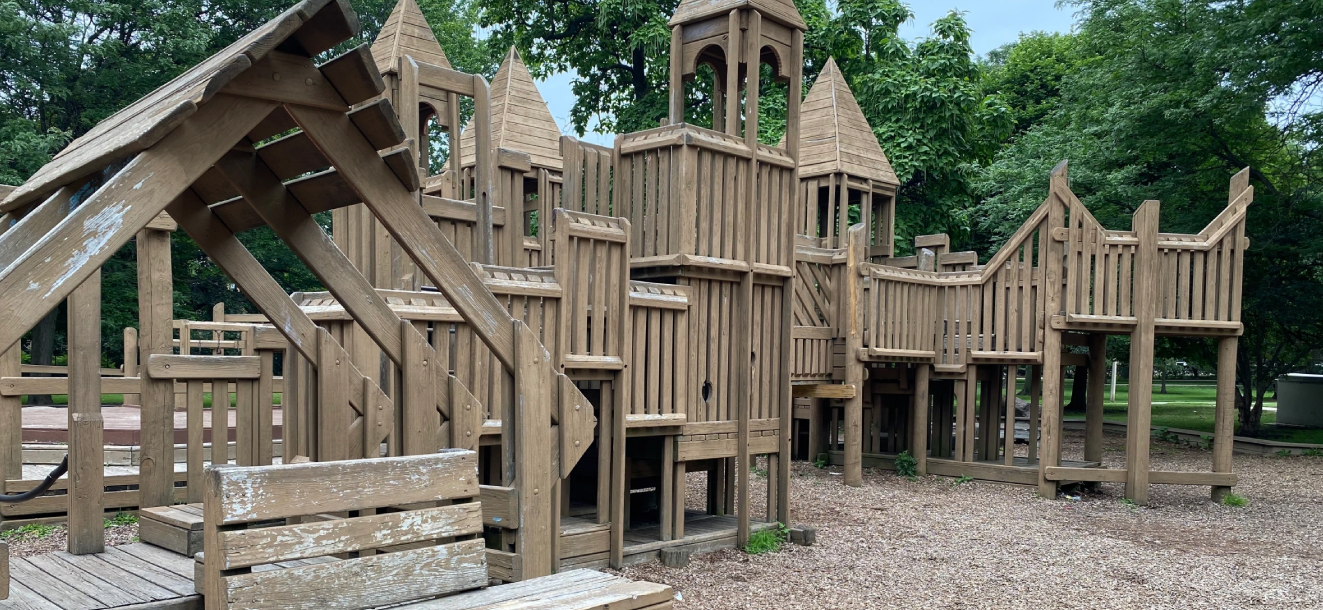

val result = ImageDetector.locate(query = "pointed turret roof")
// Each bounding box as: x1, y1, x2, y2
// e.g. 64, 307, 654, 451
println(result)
797, 58, 898, 185
370, 0, 450, 74
669, 0, 805, 30
459, 47, 563, 171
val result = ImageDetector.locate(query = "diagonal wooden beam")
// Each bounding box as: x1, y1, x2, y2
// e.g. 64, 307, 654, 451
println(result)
214, 150, 408, 363
215, 150, 445, 455
0, 180, 89, 272
0, 94, 277, 349
286, 103, 517, 369
166, 189, 320, 361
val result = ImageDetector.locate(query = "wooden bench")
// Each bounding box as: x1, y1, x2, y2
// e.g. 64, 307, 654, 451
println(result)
201, 450, 674, 610
140, 503, 204, 558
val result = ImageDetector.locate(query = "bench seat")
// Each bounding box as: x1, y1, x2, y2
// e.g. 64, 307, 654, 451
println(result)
386, 569, 671, 610
140, 503, 204, 557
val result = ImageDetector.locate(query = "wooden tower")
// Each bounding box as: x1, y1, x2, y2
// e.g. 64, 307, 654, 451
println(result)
611, 0, 805, 550
457, 47, 565, 267
793, 57, 899, 254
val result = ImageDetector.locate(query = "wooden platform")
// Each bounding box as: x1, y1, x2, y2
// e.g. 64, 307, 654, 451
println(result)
1, 543, 198, 610
20, 406, 283, 445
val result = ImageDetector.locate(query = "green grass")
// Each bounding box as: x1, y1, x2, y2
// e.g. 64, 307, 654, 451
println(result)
742, 523, 789, 555
1221, 493, 1249, 507
1012, 378, 1323, 445
105, 512, 137, 528
0, 524, 56, 540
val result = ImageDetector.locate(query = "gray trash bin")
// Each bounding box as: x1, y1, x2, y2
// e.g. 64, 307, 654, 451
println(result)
1276, 373, 1323, 428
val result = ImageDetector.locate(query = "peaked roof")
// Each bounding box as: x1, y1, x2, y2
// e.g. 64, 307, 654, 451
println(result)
370, 0, 450, 74
670, 0, 805, 30
797, 58, 898, 185
458, 47, 562, 171
1, 0, 357, 211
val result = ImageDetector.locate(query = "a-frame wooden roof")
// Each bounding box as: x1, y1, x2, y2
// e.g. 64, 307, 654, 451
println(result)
669, 0, 806, 30
797, 57, 899, 186
370, 0, 451, 75
0, 0, 358, 212
458, 47, 562, 171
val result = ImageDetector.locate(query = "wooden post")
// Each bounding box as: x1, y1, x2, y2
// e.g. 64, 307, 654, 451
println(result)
1212, 336, 1238, 501
1084, 334, 1107, 463
734, 9, 760, 549
123, 327, 139, 405
513, 321, 551, 578
1028, 365, 1041, 464
911, 364, 929, 475
668, 26, 683, 125
1004, 366, 1016, 466
1125, 200, 1161, 505
843, 226, 866, 486
68, 271, 104, 554
137, 228, 175, 508
1036, 163, 1068, 499
474, 74, 495, 264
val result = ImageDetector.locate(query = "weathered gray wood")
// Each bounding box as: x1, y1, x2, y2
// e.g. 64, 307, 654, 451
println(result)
67, 270, 104, 555
219, 503, 479, 569
209, 451, 478, 524
221, 539, 487, 610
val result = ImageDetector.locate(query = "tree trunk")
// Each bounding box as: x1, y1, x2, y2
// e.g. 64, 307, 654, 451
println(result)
1160, 371, 1167, 394
1065, 365, 1088, 413
29, 308, 58, 406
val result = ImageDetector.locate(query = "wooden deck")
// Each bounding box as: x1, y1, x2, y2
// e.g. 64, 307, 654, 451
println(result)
1, 543, 197, 610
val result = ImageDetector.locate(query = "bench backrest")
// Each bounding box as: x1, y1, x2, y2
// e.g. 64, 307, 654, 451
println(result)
202, 450, 486, 610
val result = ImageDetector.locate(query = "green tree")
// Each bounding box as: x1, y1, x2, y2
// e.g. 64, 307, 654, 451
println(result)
982, 31, 1080, 135
972, 0, 1323, 434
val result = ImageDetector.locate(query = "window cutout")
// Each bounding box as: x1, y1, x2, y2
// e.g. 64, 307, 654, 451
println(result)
702, 381, 712, 402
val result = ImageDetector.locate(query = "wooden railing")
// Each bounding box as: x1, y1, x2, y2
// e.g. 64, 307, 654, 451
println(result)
552, 210, 631, 371
626, 282, 692, 423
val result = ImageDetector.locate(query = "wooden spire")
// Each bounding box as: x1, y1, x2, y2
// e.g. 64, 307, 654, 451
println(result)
797, 57, 898, 185
669, 0, 805, 29
370, 0, 451, 75
459, 47, 563, 171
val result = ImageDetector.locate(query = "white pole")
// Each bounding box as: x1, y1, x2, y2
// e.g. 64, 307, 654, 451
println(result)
1110, 360, 1118, 403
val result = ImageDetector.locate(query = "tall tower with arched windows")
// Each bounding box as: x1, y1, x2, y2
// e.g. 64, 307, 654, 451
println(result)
605, 0, 805, 551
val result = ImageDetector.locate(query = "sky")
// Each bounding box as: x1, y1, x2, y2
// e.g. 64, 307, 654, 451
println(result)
535, 0, 1078, 146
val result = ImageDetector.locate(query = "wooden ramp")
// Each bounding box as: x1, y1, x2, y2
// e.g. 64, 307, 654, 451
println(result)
1, 543, 197, 610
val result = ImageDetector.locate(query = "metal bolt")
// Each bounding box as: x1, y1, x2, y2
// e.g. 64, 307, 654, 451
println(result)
533, 488, 540, 495
466, 431, 472, 437
574, 440, 581, 447
272, 73, 281, 81
575, 404, 581, 411
304, 77, 314, 86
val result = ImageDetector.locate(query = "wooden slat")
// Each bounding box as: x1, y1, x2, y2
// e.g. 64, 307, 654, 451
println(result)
209, 451, 478, 524
218, 503, 481, 569
222, 539, 487, 610
147, 354, 260, 379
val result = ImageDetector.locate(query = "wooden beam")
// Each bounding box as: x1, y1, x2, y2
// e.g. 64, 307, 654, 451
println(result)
1212, 336, 1238, 501
286, 104, 517, 369
843, 225, 867, 486
1084, 334, 1107, 462
67, 271, 104, 554
137, 225, 175, 509
166, 190, 319, 361
0, 94, 276, 351
792, 384, 855, 399
1126, 201, 1160, 505
514, 321, 552, 579
215, 151, 408, 363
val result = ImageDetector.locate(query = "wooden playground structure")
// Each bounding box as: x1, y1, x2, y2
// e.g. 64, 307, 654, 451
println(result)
0, 0, 1250, 606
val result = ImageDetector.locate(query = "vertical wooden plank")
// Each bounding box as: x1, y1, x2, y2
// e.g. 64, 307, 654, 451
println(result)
1125, 200, 1160, 505
1004, 367, 1016, 466
1028, 365, 1041, 464
137, 228, 175, 508
257, 348, 274, 465
402, 319, 438, 455
843, 226, 866, 486
186, 380, 205, 502
235, 378, 255, 467
212, 376, 229, 464
1037, 165, 1068, 499
514, 321, 552, 578
1084, 333, 1107, 463
669, 26, 683, 124
317, 329, 350, 462
1211, 336, 1238, 501
912, 365, 929, 475
123, 327, 140, 406
67, 271, 104, 555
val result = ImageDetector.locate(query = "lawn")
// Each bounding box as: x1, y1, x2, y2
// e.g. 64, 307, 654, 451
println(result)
1015, 378, 1323, 445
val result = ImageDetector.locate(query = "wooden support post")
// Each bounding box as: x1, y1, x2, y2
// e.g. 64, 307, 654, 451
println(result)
778, 277, 793, 524
1, 541, 7, 600
963, 367, 978, 462
513, 321, 551, 578
911, 365, 929, 475
1212, 336, 1238, 501
1028, 365, 1041, 464
734, 9, 760, 549
68, 271, 104, 554
1004, 366, 1016, 466
673, 460, 686, 539
1084, 334, 1107, 463
660, 435, 674, 541
609, 378, 626, 568
1037, 163, 1068, 499
474, 74, 495, 265
843, 226, 867, 486
124, 328, 140, 405
1126, 200, 1160, 505
138, 228, 176, 508
807, 398, 824, 461
668, 26, 683, 125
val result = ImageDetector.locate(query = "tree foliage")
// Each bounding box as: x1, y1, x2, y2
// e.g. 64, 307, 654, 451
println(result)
972, 0, 1323, 433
